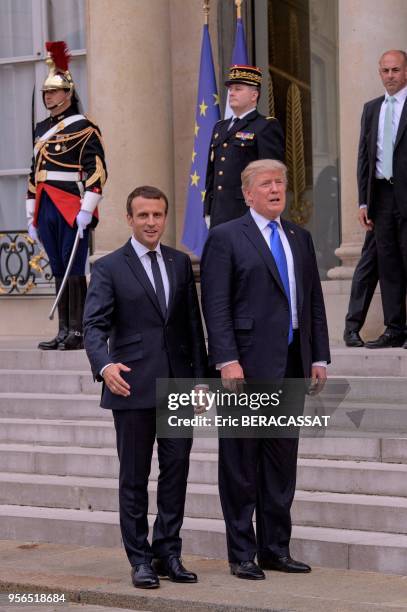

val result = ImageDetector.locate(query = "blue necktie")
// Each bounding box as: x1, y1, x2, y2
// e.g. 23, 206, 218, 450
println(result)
268, 221, 293, 344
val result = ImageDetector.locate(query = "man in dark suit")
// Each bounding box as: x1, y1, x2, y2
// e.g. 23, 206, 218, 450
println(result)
204, 65, 284, 228
356, 49, 407, 348
201, 159, 330, 580
83, 186, 207, 588
343, 232, 378, 347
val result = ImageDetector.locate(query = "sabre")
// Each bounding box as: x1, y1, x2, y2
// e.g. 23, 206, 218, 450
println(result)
48, 229, 81, 320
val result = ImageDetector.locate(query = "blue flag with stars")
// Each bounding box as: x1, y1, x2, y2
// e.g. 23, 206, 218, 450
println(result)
182, 24, 220, 257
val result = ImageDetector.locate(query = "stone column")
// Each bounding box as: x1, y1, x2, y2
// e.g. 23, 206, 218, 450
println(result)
86, 0, 175, 256
325, 0, 407, 341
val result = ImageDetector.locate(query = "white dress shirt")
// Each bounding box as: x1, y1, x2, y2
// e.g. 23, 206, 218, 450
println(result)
130, 236, 170, 307
249, 208, 298, 328
376, 85, 407, 178
228, 106, 257, 130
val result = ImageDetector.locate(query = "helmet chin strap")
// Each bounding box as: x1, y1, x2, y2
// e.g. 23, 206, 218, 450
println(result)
46, 92, 71, 112
48, 102, 63, 110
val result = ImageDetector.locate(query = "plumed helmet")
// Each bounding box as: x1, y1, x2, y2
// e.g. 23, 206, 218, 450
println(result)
41, 41, 74, 92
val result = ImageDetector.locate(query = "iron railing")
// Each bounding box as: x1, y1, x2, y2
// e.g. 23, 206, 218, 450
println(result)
0, 231, 53, 295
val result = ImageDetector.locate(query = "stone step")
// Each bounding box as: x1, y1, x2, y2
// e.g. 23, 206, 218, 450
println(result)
0, 348, 89, 371
1, 346, 407, 377
0, 444, 216, 483
330, 375, 407, 403
324, 400, 407, 435
1, 472, 407, 535
0, 444, 406, 496
1, 417, 406, 462
0, 505, 406, 574
328, 347, 407, 377
0, 370, 99, 395
0, 393, 106, 420
2, 369, 407, 407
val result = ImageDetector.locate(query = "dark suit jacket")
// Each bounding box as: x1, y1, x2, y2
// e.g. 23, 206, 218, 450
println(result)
84, 240, 207, 410
357, 95, 407, 218
200, 212, 330, 379
204, 110, 285, 227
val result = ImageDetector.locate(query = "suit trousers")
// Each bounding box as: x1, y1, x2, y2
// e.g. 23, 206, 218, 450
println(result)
113, 408, 192, 567
218, 332, 304, 563
345, 230, 378, 332
371, 180, 406, 332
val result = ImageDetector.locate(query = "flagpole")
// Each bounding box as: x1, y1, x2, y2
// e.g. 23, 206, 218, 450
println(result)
203, 0, 209, 25
235, 0, 242, 20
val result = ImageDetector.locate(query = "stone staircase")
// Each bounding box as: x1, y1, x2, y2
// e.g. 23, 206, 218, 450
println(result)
0, 343, 406, 575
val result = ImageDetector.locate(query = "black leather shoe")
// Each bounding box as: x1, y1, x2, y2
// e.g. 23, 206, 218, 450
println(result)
365, 331, 405, 349
152, 556, 197, 583
38, 329, 68, 351
258, 555, 311, 573
230, 560, 265, 580
38, 276, 69, 350
343, 329, 364, 347
131, 563, 159, 589
58, 330, 84, 350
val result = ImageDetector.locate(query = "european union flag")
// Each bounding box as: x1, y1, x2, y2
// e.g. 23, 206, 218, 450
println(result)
182, 24, 220, 258
224, 17, 249, 119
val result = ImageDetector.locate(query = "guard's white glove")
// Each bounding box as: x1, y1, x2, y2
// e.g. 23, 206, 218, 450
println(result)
205, 215, 211, 229
76, 210, 93, 239
28, 223, 40, 243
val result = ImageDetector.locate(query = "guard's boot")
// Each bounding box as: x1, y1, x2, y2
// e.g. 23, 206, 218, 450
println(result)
59, 275, 87, 350
38, 277, 69, 350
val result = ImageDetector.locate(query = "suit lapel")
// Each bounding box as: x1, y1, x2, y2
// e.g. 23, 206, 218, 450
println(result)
281, 219, 304, 316
124, 240, 164, 319
217, 119, 232, 145
370, 97, 383, 157
241, 213, 286, 297
161, 245, 175, 319
395, 97, 407, 149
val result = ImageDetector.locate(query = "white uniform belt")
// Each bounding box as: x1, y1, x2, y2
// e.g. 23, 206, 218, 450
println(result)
38, 170, 87, 182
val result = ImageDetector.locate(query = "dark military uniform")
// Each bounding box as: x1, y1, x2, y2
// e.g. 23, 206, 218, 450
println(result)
26, 103, 107, 351
204, 109, 285, 227
28, 104, 106, 250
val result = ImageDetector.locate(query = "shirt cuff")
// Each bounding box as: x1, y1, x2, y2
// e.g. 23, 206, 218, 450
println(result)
359, 204, 367, 208
216, 360, 238, 370
312, 361, 327, 368
100, 363, 113, 377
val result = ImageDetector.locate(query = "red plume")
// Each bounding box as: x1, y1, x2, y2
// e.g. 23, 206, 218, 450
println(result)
45, 41, 71, 72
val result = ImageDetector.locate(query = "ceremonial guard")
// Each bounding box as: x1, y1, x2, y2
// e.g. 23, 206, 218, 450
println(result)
204, 65, 284, 227
26, 41, 107, 350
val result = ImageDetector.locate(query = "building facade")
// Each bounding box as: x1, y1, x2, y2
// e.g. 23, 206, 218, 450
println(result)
1, 0, 406, 340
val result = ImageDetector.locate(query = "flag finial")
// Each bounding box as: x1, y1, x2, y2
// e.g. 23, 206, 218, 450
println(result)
235, 0, 243, 19
203, 0, 210, 25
